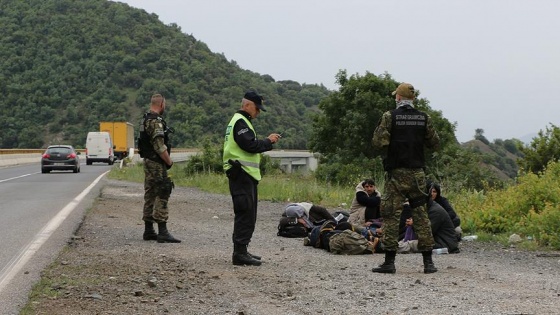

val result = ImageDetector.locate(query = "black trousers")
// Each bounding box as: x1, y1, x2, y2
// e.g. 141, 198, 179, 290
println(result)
309, 205, 335, 223
228, 170, 258, 245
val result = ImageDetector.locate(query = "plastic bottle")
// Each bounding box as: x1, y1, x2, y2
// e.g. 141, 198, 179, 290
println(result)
334, 213, 345, 222
462, 235, 478, 241
432, 248, 449, 255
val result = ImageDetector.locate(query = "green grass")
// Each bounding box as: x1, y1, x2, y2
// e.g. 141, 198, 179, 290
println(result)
111, 161, 560, 250
108, 162, 354, 208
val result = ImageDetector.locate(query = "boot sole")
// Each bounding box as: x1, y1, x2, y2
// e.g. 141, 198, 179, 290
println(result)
371, 269, 396, 274
157, 239, 182, 243
143, 235, 158, 241
232, 261, 262, 266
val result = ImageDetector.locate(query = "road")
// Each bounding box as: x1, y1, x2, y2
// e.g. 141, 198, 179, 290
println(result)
0, 161, 111, 314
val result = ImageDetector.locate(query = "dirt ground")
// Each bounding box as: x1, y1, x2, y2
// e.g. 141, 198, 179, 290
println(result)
26, 179, 560, 315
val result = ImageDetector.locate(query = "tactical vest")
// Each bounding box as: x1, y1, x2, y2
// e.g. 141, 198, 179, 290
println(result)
137, 112, 171, 163
223, 113, 262, 181
385, 105, 428, 170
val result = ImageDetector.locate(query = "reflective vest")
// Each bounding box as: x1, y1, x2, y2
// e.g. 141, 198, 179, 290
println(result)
223, 113, 262, 181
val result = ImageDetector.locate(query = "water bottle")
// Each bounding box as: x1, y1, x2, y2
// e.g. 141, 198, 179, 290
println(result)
432, 248, 449, 255
462, 235, 478, 241
334, 213, 345, 222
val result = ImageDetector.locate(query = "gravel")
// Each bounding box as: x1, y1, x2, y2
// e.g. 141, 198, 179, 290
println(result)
30, 179, 560, 315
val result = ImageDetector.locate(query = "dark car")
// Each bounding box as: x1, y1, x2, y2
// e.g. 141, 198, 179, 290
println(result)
41, 145, 81, 173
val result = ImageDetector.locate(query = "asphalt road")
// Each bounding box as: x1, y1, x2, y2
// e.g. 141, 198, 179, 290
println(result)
0, 161, 112, 314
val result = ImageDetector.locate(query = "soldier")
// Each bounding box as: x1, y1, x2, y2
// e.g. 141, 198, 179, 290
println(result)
371, 82, 440, 273
223, 91, 281, 266
137, 93, 181, 243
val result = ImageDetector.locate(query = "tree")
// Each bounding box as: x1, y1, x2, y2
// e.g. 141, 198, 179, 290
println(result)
519, 124, 560, 174
474, 128, 490, 145
309, 70, 459, 186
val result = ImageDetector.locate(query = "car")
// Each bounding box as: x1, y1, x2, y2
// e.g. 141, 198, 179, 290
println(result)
41, 145, 81, 173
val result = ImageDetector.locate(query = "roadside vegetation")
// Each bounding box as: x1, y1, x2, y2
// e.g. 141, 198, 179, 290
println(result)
110, 142, 560, 251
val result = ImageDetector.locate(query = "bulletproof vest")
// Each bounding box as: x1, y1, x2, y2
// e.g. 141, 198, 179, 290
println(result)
384, 105, 428, 170
137, 112, 171, 162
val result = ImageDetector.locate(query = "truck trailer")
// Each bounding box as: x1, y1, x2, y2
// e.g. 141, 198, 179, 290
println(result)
99, 121, 134, 160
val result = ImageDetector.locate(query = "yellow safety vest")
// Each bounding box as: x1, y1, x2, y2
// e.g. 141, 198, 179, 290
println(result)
223, 113, 262, 181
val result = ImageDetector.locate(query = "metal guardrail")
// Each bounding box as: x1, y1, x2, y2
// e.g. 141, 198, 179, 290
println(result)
0, 149, 318, 172
0, 148, 200, 155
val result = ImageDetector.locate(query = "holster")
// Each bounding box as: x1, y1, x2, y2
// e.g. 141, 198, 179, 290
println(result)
160, 177, 174, 197
408, 195, 426, 209
226, 159, 242, 180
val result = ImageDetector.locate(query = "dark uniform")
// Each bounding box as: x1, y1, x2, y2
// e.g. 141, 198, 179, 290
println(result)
223, 106, 274, 266
137, 111, 179, 243
372, 83, 440, 274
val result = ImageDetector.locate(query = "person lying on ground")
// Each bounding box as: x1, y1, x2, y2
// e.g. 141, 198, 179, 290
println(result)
283, 202, 336, 229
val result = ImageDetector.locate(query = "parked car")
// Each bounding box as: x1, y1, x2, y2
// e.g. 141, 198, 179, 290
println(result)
41, 145, 81, 173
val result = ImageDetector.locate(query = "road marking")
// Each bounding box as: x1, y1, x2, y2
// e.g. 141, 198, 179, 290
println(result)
0, 173, 37, 183
0, 171, 109, 293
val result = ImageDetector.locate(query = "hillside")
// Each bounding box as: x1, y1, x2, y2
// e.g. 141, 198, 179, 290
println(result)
461, 139, 523, 180
0, 0, 331, 149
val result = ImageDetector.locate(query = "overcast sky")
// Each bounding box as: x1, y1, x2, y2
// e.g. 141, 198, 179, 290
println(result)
117, 0, 559, 143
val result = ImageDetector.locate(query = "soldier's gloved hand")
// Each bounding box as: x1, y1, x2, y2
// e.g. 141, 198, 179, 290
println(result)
166, 162, 173, 170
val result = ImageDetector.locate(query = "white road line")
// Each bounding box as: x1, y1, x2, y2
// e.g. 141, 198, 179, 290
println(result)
0, 173, 37, 183
0, 171, 109, 293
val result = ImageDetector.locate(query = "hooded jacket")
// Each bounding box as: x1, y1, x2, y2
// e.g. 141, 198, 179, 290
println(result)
349, 181, 381, 227
431, 183, 461, 228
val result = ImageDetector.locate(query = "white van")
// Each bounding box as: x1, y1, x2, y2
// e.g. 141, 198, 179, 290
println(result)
86, 132, 115, 165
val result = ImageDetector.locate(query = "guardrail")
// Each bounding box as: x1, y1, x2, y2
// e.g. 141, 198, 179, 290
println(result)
0, 149, 318, 172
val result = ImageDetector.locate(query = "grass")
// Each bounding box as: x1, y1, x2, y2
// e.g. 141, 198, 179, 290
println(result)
109, 161, 556, 250
109, 162, 355, 208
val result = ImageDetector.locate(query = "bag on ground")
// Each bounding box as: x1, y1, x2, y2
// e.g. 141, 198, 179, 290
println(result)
277, 216, 308, 238
329, 229, 373, 255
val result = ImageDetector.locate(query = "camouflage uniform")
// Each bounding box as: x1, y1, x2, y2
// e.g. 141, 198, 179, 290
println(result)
373, 109, 440, 252
142, 115, 172, 223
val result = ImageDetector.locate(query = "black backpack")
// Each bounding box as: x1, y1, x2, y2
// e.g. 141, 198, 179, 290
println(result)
277, 216, 309, 238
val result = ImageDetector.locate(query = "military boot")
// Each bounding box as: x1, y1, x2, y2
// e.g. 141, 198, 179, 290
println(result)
422, 251, 438, 274
143, 221, 158, 241
246, 245, 261, 260
232, 244, 262, 266
372, 250, 397, 273
157, 222, 182, 243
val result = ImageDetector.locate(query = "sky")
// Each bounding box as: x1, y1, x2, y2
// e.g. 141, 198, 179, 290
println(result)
116, 0, 560, 143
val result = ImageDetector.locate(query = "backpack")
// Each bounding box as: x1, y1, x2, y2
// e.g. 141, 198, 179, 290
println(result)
329, 230, 374, 255
309, 220, 339, 251
277, 216, 308, 238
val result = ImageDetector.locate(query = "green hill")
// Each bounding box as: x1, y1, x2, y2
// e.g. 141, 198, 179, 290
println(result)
0, 0, 331, 149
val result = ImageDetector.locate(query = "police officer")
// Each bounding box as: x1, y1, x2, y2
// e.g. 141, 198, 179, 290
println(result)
138, 93, 181, 243
223, 91, 281, 266
371, 83, 440, 273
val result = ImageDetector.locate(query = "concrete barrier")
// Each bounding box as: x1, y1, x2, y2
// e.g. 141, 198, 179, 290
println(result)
0, 154, 42, 167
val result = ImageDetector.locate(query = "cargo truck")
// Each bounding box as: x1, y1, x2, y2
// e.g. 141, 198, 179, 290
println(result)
99, 122, 134, 160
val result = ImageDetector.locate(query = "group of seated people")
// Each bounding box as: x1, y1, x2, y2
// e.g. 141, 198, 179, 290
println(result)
280, 179, 462, 255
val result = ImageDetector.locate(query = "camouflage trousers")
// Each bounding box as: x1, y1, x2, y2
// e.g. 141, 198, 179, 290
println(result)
143, 158, 172, 223
380, 168, 434, 251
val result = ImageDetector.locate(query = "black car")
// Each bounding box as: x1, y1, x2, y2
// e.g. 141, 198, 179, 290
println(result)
41, 145, 81, 173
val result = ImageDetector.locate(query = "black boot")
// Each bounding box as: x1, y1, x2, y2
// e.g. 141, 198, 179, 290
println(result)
422, 251, 438, 274
372, 250, 396, 273
232, 243, 262, 266
143, 221, 158, 241
246, 245, 261, 260
157, 222, 181, 243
